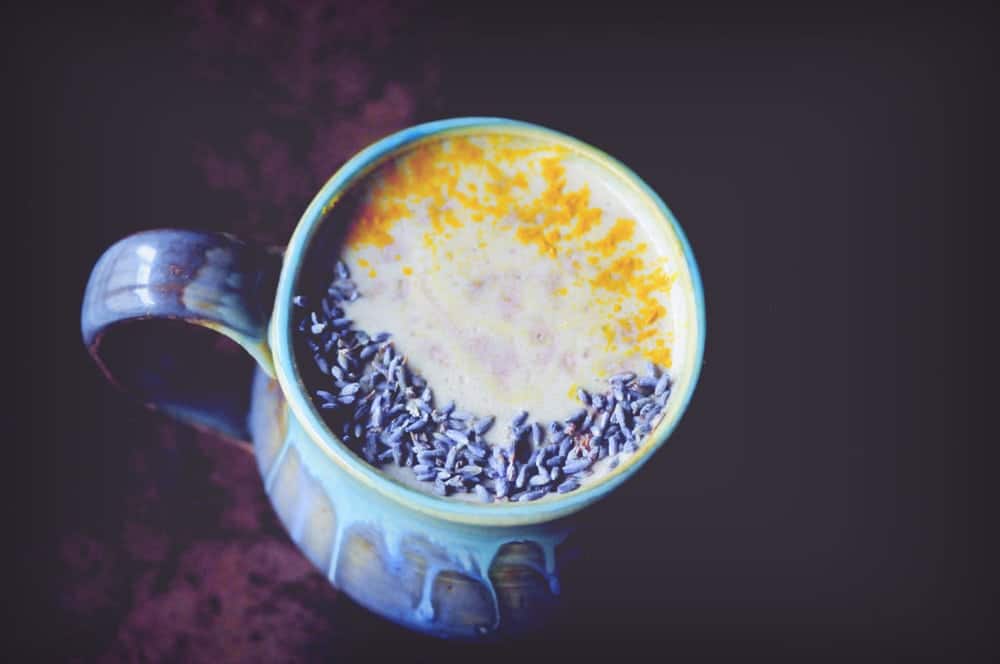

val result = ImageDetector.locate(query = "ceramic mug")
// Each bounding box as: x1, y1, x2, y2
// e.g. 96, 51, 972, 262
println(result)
81, 117, 706, 639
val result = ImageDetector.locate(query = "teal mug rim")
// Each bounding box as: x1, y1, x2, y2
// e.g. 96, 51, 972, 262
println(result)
269, 117, 706, 527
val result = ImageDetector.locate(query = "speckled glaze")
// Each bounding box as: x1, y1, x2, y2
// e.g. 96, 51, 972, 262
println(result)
81, 118, 706, 639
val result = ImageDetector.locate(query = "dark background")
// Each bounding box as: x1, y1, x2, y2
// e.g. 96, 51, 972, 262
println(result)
7, 0, 995, 661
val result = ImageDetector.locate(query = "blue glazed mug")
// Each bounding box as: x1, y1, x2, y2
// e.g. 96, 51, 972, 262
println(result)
81, 117, 706, 639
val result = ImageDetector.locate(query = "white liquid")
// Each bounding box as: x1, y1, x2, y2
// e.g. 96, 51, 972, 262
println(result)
333, 131, 685, 498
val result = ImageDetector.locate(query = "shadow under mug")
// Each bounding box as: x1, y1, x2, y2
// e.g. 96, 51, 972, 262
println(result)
81, 117, 706, 639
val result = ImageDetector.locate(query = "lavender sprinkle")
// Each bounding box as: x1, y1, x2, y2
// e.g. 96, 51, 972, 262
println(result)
404, 418, 427, 433
515, 464, 530, 489
563, 458, 594, 474
519, 488, 548, 502
610, 371, 636, 384
296, 266, 674, 504
474, 415, 495, 435
655, 372, 671, 396
474, 484, 492, 503
445, 430, 470, 446
459, 465, 483, 478
556, 479, 580, 494
531, 422, 544, 447
529, 472, 550, 487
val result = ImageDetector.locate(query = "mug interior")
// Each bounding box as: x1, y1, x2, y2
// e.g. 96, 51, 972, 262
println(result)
270, 117, 705, 527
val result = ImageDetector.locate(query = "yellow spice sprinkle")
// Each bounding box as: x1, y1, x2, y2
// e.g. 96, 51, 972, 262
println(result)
340, 134, 675, 368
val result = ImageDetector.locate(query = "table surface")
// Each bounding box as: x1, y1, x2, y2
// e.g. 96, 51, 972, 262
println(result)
11, 1, 993, 661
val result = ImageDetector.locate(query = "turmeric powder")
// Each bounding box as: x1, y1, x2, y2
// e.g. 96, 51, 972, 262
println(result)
340, 134, 675, 369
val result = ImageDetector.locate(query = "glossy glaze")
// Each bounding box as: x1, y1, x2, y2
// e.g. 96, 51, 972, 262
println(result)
249, 368, 568, 637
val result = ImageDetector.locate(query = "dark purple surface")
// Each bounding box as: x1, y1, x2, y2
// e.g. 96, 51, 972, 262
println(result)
10, 0, 995, 661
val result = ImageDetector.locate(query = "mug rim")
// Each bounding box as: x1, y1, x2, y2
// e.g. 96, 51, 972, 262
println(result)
269, 117, 706, 527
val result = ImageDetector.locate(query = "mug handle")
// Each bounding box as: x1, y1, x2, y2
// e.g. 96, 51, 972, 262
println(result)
81, 229, 283, 444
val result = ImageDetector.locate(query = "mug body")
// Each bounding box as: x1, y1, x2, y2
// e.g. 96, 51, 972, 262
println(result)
249, 367, 569, 638
255, 118, 704, 638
